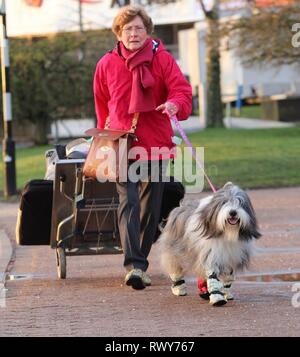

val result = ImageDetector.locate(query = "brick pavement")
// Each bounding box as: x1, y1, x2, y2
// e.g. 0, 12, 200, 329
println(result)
0, 187, 300, 337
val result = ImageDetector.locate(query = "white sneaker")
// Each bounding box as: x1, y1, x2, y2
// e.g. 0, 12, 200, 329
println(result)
125, 269, 145, 290
142, 272, 151, 286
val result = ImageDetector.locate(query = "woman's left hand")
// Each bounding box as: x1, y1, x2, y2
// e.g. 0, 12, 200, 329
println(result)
156, 101, 178, 117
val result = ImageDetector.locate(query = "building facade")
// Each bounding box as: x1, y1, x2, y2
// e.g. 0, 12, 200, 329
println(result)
6, 0, 299, 123
7, 0, 203, 59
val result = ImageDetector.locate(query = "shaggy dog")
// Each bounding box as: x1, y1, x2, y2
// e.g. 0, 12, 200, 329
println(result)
159, 182, 261, 306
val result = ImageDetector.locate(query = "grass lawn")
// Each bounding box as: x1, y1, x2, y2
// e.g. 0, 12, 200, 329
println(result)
230, 104, 262, 119
185, 127, 300, 190
0, 145, 52, 193
195, 104, 262, 119
0, 127, 299, 194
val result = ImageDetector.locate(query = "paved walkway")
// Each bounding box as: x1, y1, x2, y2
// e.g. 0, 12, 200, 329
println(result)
0, 230, 12, 285
0, 115, 298, 336
0, 187, 300, 336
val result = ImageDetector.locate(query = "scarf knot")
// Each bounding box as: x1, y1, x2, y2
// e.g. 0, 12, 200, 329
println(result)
119, 38, 156, 114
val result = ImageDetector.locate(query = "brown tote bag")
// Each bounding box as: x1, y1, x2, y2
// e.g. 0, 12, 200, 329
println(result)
82, 113, 139, 182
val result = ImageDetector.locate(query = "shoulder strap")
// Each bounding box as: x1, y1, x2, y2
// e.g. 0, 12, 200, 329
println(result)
130, 113, 140, 133
104, 112, 140, 133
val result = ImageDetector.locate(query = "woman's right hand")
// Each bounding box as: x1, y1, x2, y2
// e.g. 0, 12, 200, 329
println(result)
156, 101, 178, 117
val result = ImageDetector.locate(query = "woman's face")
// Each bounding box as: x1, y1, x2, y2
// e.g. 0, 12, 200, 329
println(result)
118, 16, 150, 51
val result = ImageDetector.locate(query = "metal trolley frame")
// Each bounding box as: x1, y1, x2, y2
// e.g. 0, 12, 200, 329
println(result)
50, 159, 122, 279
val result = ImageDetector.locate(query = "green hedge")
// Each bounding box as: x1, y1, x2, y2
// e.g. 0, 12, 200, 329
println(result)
1, 30, 115, 144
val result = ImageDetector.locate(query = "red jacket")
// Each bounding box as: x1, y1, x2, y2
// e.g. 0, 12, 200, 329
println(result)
93, 40, 192, 159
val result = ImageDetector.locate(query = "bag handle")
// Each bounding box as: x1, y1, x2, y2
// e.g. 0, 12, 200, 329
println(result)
104, 112, 140, 133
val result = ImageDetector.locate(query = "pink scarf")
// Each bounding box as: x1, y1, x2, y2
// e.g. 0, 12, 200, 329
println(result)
119, 38, 156, 114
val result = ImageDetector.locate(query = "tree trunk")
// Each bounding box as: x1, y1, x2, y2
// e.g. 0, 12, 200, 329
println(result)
206, 16, 224, 127
201, 0, 224, 127
34, 118, 49, 145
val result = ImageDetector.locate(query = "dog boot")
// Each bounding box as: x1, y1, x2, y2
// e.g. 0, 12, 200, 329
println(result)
197, 278, 210, 300
170, 275, 187, 296
209, 291, 227, 306
223, 285, 234, 300
222, 273, 235, 300
207, 273, 227, 306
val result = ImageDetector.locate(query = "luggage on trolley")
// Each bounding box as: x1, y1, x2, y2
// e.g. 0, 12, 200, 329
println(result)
15, 143, 185, 279
50, 159, 185, 279
16, 179, 53, 246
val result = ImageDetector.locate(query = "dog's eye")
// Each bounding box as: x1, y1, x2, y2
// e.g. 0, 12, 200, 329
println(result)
237, 197, 243, 205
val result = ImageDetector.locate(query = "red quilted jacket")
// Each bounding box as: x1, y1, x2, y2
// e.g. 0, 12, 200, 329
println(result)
93, 40, 192, 159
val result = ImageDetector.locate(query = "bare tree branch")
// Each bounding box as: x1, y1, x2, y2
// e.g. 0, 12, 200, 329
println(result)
199, 0, 209, 16
222, 2, 300, 67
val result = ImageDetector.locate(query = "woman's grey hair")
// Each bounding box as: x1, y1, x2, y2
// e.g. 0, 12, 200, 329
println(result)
112, 5, 154, 37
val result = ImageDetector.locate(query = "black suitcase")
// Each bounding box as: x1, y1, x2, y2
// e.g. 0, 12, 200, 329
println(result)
16, 179, 53, 245
16, 177, 184, 246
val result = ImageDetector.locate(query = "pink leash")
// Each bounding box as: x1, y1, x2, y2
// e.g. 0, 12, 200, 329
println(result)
165, 111, 217, 193
166, 112, 217, 293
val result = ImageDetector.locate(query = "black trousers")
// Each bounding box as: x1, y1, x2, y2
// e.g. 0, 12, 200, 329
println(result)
116, 160, 167, 272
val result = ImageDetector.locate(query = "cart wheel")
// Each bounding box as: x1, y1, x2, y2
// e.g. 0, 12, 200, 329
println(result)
56, 247, 66, 279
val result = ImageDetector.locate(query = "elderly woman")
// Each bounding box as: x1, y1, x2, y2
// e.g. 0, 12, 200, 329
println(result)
93, 5, 192, 290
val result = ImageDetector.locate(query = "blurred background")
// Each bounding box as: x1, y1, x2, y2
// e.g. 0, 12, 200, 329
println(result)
1, 0, 300, 194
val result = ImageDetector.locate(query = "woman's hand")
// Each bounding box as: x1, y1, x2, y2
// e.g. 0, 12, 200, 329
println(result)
156, 101, 178, 117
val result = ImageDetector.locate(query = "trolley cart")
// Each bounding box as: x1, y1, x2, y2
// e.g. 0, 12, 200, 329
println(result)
50, 159, 121, 279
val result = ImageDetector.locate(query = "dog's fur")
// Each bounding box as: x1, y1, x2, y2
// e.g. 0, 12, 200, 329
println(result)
159, 182, 261, 306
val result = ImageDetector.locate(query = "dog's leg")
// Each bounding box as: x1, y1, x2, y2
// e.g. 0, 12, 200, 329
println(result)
170, 273, 187, 296
222, 271, 235, 301
161, 251, 187, 296
206, 271, 227, 306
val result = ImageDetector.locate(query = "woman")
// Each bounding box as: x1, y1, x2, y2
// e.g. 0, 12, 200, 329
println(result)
93, 5, 192, 290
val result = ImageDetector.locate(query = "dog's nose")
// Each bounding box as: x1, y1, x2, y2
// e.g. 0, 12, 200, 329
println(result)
229, 210, 237, 217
